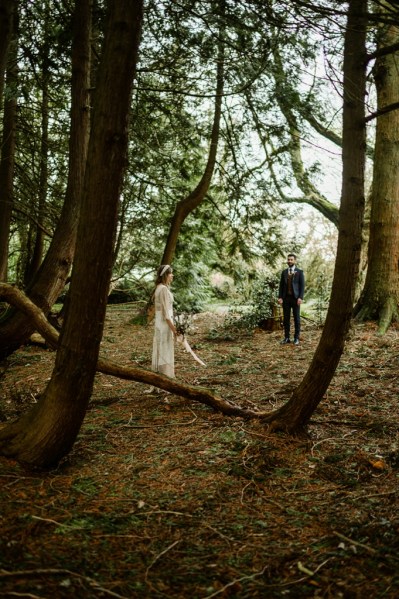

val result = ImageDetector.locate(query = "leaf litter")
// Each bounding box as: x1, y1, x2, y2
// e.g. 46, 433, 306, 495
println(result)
0, 306, 398, 598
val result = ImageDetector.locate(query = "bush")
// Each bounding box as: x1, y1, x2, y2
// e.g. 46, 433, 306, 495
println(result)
217, 274, 280, 335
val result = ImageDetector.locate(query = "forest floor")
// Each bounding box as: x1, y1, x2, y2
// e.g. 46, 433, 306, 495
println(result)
0, 305, 398, 598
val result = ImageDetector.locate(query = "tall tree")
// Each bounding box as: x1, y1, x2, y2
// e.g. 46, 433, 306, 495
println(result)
23, 4, 51, 285
0, 10, 17, 281
0, 0, 91, 358
0, 0, 144, 468
261, 0, 367, 432
160, 0, 225, 266
0, 0, 14, 105
354, 0, 399, 333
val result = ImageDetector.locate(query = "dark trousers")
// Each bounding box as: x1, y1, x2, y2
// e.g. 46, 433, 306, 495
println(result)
283, 295, 300, 340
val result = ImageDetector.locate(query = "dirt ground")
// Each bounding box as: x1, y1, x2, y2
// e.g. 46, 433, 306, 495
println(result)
0, 306, 398, 598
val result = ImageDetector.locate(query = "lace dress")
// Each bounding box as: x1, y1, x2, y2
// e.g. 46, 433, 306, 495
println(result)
151, 284, 175, 378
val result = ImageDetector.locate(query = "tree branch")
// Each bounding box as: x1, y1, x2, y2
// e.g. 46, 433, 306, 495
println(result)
0, 283, 269, 421
365, 100, 399, 123
367, 40, 399, 62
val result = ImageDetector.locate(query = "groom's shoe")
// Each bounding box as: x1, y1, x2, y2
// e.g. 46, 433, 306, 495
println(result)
293, 338, 300, 346
280, 338, 291, 344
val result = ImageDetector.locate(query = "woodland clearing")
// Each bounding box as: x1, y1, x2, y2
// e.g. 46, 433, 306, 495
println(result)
0, 306, 398, 598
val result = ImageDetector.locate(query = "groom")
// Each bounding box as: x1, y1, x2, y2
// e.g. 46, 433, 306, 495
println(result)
278, 253, 305, 346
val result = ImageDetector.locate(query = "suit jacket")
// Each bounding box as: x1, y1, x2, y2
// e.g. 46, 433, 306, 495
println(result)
278, 268, 305, 300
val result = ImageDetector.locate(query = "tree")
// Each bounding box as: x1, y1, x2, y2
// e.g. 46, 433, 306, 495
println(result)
354, 1, 399, 333
270, 43, 340, 227
0, 0, 14, 104
22, 3, 51, 285
112, 0, 291, 284
7, 2, 75, 283
160, 1, 225, 265
259, 0, 367, 432
0, 0, 144, 468
0, 5, 17, 281
0, 0, 91, 359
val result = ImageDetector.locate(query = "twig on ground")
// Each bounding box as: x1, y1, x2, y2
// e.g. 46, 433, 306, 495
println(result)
239, 426, 271, 439
31, 515, 72, 529
0, 569, 129, 598
124, 412, 198, 428
202, 566, 268, 598
262, 496, 286, 511
270, 558, 333, 588
360, 490, 397, 499
204, 524, 235, 545
240, 480, 254, 504
310, 418, 375, 428
311, 431, 358, 455
333, 531, 377, 554
145, 540, 180, 581
135, 510, 192, 518
2, 592, 42, 599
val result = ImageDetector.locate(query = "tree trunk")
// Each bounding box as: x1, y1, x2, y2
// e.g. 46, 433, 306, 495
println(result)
260, 0, 367, 432
161, 3, 225, 265
0, 22, 17, 281
0, 0, 91, 358
0, 0, 144, 469
0, 0, 14, 106
354, 7, 399, 333
24, 50, 49, 285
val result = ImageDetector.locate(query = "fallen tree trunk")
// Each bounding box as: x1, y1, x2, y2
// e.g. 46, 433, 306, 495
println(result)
0, 283, 266, 420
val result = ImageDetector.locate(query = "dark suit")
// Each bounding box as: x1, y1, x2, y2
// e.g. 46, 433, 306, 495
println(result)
278, 268, 305, 340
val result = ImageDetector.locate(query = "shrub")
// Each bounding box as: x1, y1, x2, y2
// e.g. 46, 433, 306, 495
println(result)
216, 274, 280, 335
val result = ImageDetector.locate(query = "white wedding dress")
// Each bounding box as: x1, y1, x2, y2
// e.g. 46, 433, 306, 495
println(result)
151, 284, 175, 378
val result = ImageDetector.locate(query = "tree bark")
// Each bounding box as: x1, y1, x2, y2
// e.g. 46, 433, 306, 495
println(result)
259, 0, 367, 432
0, 0, 14, 107
0, 0, 91, 357
354, 6, 399, 333
0, 18, 17, 281
0, 0, 144, 469
24, 45, 50, 285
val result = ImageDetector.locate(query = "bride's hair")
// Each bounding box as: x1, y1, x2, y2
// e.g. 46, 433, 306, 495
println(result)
156, 264, 172, 285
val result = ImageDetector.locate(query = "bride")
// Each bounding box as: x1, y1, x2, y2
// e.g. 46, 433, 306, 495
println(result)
151, 264, 177, 378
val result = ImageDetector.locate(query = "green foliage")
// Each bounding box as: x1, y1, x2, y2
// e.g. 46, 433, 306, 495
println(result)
7, 1, 74, 283
172, 262, 212, 314
4, 0, 344, 314
306, 272, 332, 326
216, 273, 280, 335
299, 218, 336, 323
248, 274, 279, 320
